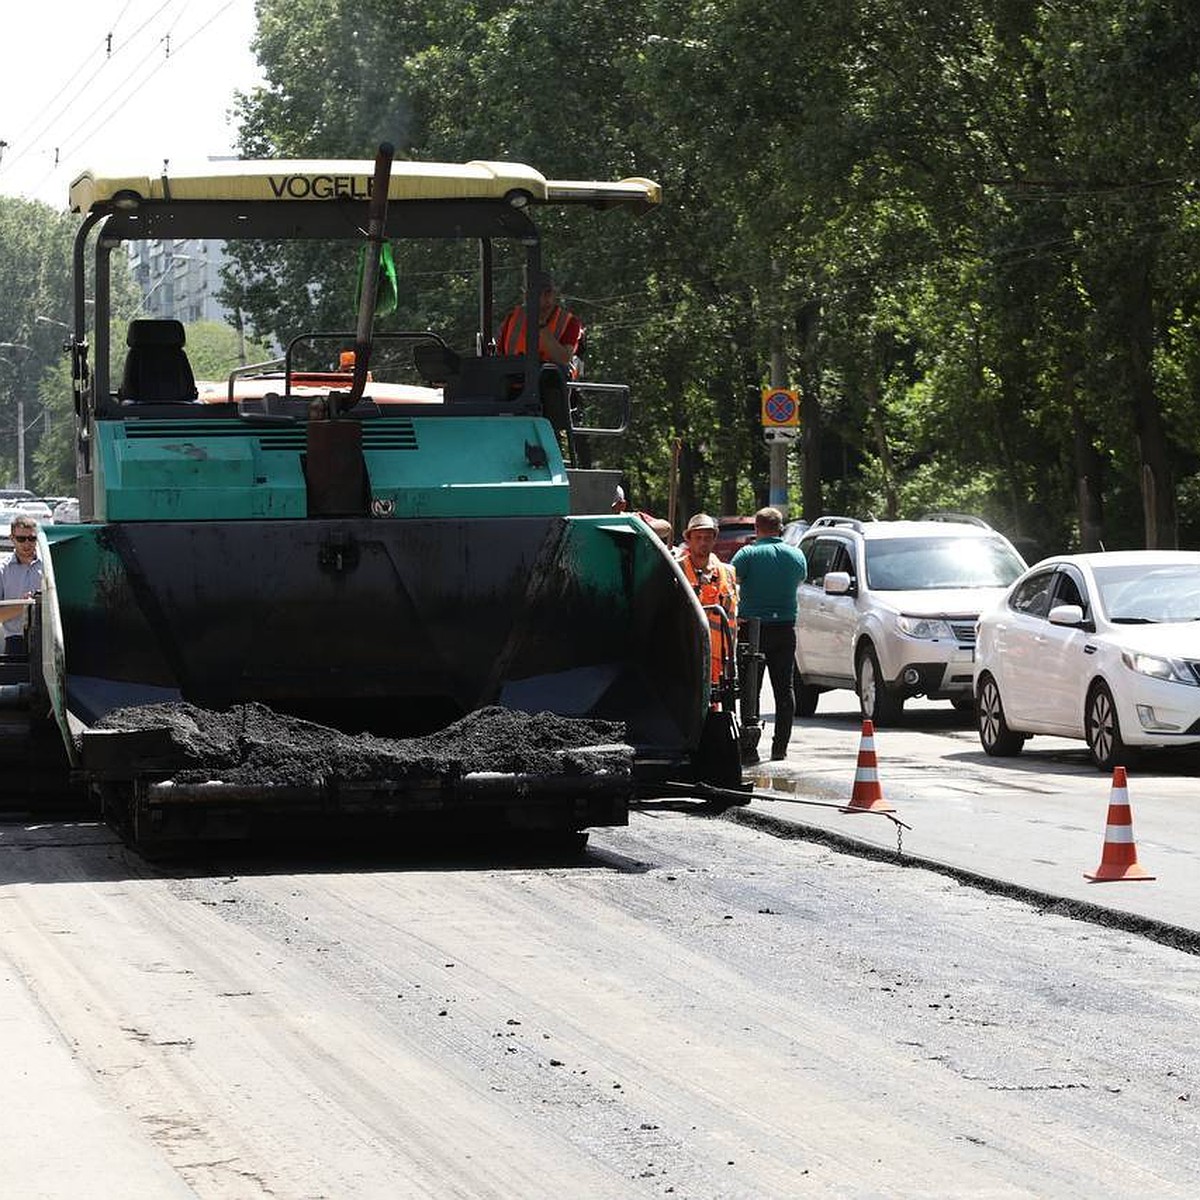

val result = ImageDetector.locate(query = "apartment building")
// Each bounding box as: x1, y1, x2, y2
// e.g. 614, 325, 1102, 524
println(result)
127, 237, 232, 324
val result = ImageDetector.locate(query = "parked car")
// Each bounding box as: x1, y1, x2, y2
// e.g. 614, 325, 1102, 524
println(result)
0, 488, 36, 529
0, 505, 29, 549
51, 497, 80, 524
975, 550, 1200, 770
14, 499, 53, 523
0, 497, 60, 545
793, 516, 1027, 722
713, 516, 757, 562
781, 519, 809, 547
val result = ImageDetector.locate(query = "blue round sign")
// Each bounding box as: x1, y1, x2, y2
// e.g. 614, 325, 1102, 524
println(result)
763, 389, 797, 425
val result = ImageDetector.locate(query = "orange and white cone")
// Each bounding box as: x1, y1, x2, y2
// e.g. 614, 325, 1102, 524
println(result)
841, 719, 896, 814
1084, 766, 1155, 882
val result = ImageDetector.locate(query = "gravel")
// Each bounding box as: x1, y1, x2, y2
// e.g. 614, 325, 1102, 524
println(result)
95, 702, 630, 786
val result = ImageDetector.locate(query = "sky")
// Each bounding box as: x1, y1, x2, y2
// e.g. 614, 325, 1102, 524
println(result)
0, 0, 263, 210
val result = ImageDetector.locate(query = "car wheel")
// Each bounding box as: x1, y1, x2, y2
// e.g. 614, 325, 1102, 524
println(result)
856, 645, 903, 725
976, 673, 1025, 756
1085, 681, 1135, 772
792, 666, 820, 718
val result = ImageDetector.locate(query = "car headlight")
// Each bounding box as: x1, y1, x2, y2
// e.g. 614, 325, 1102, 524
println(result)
896, 615, 956, 640
1121, 650, 1198, 686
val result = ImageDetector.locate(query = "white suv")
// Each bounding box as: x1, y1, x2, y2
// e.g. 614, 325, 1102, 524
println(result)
793, 516, 1026, 723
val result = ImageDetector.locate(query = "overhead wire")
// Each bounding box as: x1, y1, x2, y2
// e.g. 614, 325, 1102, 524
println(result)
19, 1, 240, 204
53, 23, 189, 166
3, 0, 135, 154
0, 0, 178, 178
5, 0, 240, 202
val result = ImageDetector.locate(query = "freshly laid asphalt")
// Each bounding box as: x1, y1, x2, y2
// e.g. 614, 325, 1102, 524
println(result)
730, 706, 1200, 949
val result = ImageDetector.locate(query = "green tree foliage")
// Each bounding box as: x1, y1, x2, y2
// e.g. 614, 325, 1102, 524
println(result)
31, 357, 76, 495
227, 0, 1200, 551
184, 321, 274, 382
0, 198, 78, 491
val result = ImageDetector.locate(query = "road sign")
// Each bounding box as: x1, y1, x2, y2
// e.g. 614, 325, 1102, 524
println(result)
763, 427, 799, 443
761, 387, 799, 427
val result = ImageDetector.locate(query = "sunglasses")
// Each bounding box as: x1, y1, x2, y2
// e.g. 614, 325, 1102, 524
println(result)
11, 535, 36, 543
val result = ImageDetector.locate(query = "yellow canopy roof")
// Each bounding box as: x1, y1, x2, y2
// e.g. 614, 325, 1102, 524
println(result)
68, 159, 661, 214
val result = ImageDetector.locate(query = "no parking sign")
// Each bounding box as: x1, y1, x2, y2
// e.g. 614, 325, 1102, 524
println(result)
761, 387, 799, 441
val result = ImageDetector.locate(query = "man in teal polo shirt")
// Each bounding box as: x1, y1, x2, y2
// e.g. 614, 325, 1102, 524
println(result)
731, 507, 808, 762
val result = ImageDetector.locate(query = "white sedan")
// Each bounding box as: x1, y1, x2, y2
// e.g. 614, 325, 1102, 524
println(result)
15, 499, 53, 523
975, 551, 1200, 770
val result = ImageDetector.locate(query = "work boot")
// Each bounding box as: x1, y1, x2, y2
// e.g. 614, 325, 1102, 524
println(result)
740, 723, 762, 767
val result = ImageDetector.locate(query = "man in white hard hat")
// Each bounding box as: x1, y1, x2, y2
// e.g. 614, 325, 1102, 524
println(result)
678, 513, 738, 697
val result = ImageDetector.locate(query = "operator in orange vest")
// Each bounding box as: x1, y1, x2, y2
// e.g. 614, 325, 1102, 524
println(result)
497, 270, 584, 378
677, 512, 738, 698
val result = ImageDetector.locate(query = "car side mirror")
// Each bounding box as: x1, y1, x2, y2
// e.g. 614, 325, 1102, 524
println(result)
1048, 603, 1086, 628
824, 571, 853, 596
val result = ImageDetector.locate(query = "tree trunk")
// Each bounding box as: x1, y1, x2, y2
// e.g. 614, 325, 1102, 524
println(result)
864, 378, 898, 518
714, 366, 739, 516
1066, 363, 1104, 551
794, 299, 823, 520
663, 353, 691, 531
1127, 263, 1176, 548
677, 439, 699, 524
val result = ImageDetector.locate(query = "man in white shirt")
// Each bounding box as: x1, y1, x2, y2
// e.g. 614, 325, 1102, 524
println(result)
1, 516, 44, 656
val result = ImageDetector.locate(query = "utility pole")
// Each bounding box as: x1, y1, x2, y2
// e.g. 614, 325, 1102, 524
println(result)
0, 342, 32, 490
769, 339, 788, 514
761, 325, 798, 515
235, 306, 247, 366
762, 257, 796, 514
17, 390, 24, 490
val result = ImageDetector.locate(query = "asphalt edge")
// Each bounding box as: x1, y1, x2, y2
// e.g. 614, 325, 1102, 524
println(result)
722, 799, 1200, 958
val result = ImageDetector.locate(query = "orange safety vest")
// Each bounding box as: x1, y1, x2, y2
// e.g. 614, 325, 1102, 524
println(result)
678, 553, 738, 689
498, 304, 583, 377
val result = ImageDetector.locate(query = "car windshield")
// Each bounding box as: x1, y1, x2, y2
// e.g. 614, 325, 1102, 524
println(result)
864, 536, 1025, 590
1093, 563, 1200, 623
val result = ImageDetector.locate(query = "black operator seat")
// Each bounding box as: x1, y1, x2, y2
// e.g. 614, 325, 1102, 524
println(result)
119, 319, 199, 403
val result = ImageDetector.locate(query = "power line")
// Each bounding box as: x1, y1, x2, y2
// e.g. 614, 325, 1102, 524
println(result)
52, 0, 189, 161
54, 39, 184, 164
3, 0, 134, 152
56, 1, 238, 166
0, 0, 177, 177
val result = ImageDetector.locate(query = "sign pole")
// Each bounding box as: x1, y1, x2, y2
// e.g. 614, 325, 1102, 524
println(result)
769, 345, 788, 513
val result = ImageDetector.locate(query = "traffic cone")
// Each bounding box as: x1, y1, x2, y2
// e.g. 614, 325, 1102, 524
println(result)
841, 719, 896, 814
1084, 766, 1155, 882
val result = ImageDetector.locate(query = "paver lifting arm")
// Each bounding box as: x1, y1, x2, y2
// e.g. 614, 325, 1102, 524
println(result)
345, 142, 394, 412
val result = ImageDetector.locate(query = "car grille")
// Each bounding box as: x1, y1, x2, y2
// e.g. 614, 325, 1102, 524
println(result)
1185, 661, 1200, 687
949, 620, 977, 645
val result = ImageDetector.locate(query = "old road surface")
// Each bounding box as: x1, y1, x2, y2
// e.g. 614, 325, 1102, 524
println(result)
2, 798, 1199, 1198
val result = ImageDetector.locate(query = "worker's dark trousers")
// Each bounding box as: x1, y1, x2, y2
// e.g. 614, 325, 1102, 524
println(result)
740, 621, 797, 753
759, 622, 797, 752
